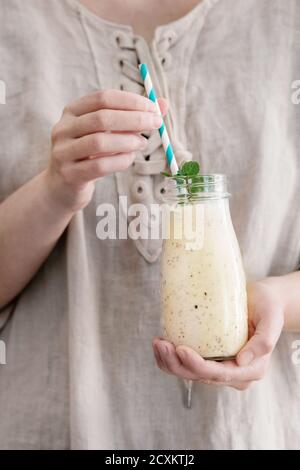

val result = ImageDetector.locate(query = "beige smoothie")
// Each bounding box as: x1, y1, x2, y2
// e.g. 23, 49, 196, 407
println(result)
161, 199, 248, 359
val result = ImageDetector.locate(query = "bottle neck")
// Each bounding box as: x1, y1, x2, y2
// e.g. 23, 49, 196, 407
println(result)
164, 174, 230, 204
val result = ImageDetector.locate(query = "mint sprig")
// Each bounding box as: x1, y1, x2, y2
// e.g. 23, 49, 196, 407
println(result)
179, 161, 200, 176
161, 161, 207, 196
161, 161, 200, 179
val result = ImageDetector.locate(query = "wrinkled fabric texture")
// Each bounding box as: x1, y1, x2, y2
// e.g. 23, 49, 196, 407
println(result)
0, 0, 300, 450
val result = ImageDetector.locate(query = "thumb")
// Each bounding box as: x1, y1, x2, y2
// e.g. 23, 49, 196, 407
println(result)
237, 309, 283, 367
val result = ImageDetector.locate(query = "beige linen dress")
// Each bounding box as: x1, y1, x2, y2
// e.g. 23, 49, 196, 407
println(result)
0, 0, 300, 449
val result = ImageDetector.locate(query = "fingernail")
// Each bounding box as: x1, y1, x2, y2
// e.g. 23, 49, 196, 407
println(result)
238, 350, 254, 366
158, 342, 168, 355
153, 114, 163, 128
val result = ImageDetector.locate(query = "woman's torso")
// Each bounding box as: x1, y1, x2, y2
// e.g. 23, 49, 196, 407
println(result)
0, 0, 300, 449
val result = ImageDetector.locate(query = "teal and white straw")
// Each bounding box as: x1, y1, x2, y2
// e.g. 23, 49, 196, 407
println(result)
139, 63, 179, 176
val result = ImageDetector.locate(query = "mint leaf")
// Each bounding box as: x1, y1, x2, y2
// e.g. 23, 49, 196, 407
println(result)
180, 161, 200, 176
161, 162, 200, 179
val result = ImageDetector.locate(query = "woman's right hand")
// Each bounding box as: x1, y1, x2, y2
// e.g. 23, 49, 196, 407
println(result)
46, 89, 166, 212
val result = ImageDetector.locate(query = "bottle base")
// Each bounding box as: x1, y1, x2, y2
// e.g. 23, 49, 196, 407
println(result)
203, 355, 236, 362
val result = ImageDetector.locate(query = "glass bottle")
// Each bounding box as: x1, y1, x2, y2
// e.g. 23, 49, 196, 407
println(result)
160, 174, 248, 361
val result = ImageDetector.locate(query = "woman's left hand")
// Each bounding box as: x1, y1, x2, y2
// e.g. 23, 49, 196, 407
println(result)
153, 280, 285, 390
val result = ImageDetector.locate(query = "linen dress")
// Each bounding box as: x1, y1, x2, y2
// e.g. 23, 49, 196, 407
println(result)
0, 0, 299, 449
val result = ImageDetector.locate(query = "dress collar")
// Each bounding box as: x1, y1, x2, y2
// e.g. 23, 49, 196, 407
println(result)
69, 0, 221, 45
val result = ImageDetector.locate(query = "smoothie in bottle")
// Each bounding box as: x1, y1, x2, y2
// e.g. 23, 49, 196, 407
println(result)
161, 174, 248, 360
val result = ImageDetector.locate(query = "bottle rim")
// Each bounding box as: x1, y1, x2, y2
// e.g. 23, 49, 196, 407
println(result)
164, 173, 230, 202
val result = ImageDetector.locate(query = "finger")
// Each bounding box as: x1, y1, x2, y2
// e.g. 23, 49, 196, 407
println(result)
153, 338, 173, 370
65, 152, 136, 183
153, 344, 171, 374
155, 341, 266, 384
152, 343, 167, 372
176, 346, 266, 383
153, 339, 172, 374
154, 340, 201, 380
67, 89, 157, 116
153, 336, 166, 342
237, 309, 283, 367
176, 346, 235, 382
55, 133, 147, 162
225, 380, 252, 391
71, 110, 163, 137
157, 341, 195, 378
157, 98, 168, 117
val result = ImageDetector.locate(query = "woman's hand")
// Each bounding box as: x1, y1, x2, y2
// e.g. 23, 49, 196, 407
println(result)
153, 280, 285, 390
46, 89, 167, 212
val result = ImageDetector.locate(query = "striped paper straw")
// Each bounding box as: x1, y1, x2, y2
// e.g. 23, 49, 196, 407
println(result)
139, 63, 179, 176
